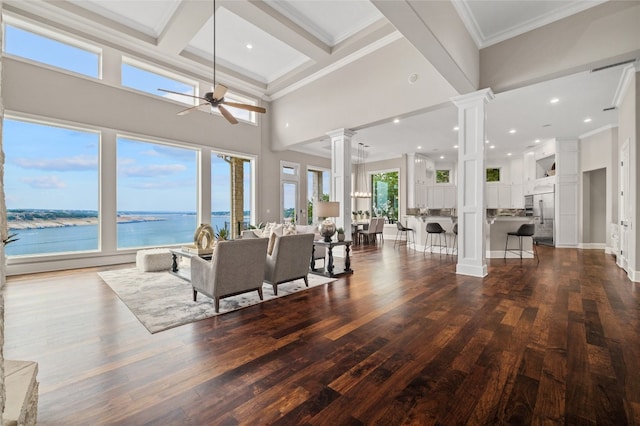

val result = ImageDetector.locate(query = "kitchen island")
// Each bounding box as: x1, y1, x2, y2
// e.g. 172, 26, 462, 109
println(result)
405, 209, 534, 257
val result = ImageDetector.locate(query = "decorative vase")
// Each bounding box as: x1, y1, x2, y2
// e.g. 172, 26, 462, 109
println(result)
337, 233, 345, 242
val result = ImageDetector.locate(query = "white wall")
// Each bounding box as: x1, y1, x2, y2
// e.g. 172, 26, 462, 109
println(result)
480, 1, 640, 93
270, 38, 458, 150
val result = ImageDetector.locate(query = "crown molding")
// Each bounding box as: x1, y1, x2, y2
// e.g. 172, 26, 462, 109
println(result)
612, 62, 640, 107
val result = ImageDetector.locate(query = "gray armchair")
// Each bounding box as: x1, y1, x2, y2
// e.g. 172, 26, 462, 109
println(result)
191, 238, 268, 312
264, 233, 315, 295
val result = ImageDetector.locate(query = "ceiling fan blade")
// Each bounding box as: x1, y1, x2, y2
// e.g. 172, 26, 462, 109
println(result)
218, 105, 238, 124
222, 101, 267, 114
177, 103, 210, 116
158, 88, 206, 101
212, 84, 228, 101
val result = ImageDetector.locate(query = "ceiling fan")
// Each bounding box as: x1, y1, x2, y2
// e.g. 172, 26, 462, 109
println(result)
158, 0, 266, 124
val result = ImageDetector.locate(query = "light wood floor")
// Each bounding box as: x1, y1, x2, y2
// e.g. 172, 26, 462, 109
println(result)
4, 243, 640, 425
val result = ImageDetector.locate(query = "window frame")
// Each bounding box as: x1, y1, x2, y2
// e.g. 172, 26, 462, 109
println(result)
3, 16, 103, 79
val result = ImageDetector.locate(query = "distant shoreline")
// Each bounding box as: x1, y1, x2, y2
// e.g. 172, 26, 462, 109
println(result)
8, 214, 165, 230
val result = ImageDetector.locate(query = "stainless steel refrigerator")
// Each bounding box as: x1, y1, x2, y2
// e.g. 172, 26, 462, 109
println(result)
525, 191, 555, 246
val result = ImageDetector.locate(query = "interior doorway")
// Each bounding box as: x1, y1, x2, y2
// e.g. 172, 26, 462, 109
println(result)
582, 168, 606, 248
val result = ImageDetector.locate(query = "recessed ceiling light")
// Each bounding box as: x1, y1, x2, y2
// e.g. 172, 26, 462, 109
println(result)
509, 129, 516, 134
584, 117, 592, 123
453, 126, 459, 131
550, 98, 560, 104
535, 139, 541, 143
453, 145, 459, 149
246, 43, 253, 49
393, 118, 400, 124
285, 123, 289, 128
417, 146, 422, 150
440, 155, 445, 159
485, 140, 490, 144
490, 145, 495, 149
507, 153, 512, 156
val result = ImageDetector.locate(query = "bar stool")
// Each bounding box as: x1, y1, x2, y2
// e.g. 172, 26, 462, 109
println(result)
424, 222, 447, 256
450, 223, 458, 256
504, 223, 538, 263
394, 221, 415, 249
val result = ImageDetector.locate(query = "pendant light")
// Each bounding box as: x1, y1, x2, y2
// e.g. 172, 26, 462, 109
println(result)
352, 142, 371, 198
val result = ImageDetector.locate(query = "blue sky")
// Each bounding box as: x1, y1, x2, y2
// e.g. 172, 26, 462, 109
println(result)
3, 25, 251, 213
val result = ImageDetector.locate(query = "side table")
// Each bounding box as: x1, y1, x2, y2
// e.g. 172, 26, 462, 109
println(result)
310, 240, 353, 278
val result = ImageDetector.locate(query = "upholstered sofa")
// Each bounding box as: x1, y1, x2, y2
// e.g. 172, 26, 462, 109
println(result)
190, 238, 268, 312
241, 223, 326, 264
263, 233, 315, 295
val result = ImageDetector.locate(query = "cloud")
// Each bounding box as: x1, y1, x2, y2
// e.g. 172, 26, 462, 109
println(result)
129, 181, 182, 189
22, 175, 66, 189
13, 155, 98, 171
119, 164, 187, 177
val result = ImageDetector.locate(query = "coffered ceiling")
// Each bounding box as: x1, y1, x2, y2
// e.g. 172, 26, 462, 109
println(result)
5, 0, 630, 162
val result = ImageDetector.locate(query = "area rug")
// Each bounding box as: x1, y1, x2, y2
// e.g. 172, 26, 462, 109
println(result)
98, 268, 336, 334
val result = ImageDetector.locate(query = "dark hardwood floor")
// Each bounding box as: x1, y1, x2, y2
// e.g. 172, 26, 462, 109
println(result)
4, 243, 640, 425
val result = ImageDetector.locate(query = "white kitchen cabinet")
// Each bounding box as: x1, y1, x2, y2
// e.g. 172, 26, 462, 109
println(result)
498, 185, 511, 208
523, 151, 536, 195
486, 185, 499, 208
510, 184, 524, 208
535, 139, 556, 160
426, 185, 456, 209
415, 182, 427, 207
443, 186, 456, 208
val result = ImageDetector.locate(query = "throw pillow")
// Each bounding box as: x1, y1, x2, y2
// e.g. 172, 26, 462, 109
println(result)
267, 232, 277, 255
283, 222, 297, 236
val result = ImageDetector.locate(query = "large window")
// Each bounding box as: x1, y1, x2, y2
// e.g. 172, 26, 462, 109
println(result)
307, 169, 330, 224
122, 58, 196, 103
3, 119, 100, 256
4, 24, 100, 78
117, 137, 197, 248
372, 170, 399, 223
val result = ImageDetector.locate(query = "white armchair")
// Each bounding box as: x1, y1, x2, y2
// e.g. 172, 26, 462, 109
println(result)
190, 238, 268, 312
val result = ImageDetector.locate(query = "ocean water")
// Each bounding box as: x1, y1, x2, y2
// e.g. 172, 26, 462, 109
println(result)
6, 213, 241, 257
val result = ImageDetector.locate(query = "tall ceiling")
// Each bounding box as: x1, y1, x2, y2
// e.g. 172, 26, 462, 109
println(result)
6, 0, 630, 161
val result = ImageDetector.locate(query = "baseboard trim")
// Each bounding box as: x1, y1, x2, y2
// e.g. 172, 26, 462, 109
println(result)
456, 263, 488, 277
578, 243, 606, 250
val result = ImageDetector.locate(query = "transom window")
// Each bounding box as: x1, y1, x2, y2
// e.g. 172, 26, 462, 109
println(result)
122, 58, 196, 104
4, 24, 100, 78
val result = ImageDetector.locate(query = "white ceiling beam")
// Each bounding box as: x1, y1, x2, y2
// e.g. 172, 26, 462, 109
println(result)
220, 0, 330, 62
371, 0, 477, 95
157, 1, 214, 55
267, 19, 397, 96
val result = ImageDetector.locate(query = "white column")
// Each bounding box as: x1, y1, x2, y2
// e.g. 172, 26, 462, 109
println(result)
452, 89, 494, 277
327, 129, 354, 240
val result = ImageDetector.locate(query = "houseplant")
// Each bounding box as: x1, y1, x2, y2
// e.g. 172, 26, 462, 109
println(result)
336, 227, 345, 241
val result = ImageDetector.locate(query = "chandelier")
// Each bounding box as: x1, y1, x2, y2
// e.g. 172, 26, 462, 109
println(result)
351, 142, 371, 198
